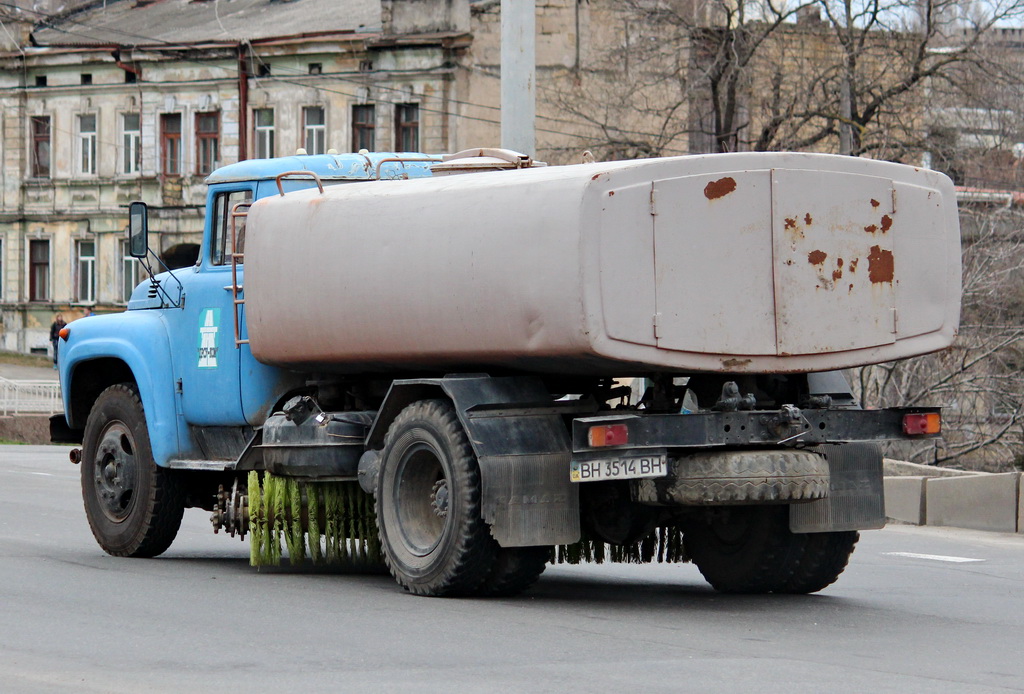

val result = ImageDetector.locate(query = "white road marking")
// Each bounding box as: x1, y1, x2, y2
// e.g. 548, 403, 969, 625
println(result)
884, 551, 984, 563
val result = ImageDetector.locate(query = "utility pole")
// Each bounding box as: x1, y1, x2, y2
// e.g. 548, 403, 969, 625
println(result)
500, 0, 535, 156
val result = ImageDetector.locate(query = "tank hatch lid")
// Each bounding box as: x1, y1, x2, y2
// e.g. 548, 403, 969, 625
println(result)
431, 147, 547, 176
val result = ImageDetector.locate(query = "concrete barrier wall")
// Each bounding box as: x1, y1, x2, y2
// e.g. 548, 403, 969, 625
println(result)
925, 473, 1020, 533
884, 466, 1022, 534
884, 476, 928, 525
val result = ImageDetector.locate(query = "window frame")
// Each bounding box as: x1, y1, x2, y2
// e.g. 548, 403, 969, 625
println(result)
160, 113, 183, 177
352, 104, 376, 152
28, 238, 50, 302
395, 103, 419, 152
120, 238, 140, 303
77, 113, 98, 176
30, 116, 51, 179
253, 108, 275, 159
122, 112, 142, 175
75, 239, 97, 304
195, 111, 220, 176
209, 188, 254, 267
302, 106, 326, 155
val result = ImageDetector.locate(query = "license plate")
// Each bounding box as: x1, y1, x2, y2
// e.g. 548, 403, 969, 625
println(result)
570, 455, 668, 483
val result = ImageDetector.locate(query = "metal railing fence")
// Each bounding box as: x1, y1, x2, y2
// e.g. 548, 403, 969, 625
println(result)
0, 377, 62, 416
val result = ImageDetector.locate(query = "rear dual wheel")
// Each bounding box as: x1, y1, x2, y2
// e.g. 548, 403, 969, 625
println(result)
685, 506, 858, 594
376, 399, 548, 597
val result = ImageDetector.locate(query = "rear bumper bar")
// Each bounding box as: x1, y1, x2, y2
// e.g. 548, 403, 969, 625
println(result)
572, 406, 940, 453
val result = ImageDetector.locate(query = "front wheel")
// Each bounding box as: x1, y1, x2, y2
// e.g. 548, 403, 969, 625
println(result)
375, 399, 496, 596
81, 383, 185, 557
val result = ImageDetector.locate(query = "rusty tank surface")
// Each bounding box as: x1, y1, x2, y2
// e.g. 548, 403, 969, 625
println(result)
243, 152, 961, 375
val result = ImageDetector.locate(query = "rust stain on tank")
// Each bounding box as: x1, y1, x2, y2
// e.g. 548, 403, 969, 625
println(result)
848, 283, 854, 293
608, 190, 615, 196
808, 250, 827, 265
804, 213, 813, 225
785, 217, 797, 230
868, 245, 895, 284
864, 224, 878, 233
832, 268, 842, 281
849, 258, 859, 273
880, 214, 892, 232
870, 199, 880, 208
704, 177, 737, 200
721, 358, 752, 368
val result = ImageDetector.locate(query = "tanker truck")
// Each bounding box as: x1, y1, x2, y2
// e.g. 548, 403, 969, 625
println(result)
52, 147, 960, 597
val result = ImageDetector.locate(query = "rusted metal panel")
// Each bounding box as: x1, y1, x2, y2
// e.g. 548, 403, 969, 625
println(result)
771, 169, 897, 356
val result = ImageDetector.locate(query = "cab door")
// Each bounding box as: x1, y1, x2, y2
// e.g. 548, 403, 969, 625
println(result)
171, 186, 253, 426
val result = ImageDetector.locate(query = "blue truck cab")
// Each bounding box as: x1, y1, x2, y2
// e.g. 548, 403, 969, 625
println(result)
54, 152, 438, 470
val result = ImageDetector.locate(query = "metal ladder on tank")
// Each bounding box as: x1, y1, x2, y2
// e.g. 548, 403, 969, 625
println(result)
229, 201, 252, 347
229, 170, 327, 348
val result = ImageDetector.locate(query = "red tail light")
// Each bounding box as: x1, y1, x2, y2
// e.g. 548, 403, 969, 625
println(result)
589, 424, 629, 447
903, 413, 940, 435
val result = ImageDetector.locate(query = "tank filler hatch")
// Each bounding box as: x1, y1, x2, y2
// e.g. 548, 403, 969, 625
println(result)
430, 147, 547, 176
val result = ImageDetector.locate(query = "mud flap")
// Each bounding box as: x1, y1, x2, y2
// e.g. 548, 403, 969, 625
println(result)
790, 443, 886, 533
481, 452, 580, 547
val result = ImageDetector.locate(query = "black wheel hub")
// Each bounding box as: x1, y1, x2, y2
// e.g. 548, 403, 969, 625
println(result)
93, 422, 139, 523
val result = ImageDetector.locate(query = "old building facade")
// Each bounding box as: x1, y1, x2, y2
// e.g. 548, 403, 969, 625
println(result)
0, 0, 473, 354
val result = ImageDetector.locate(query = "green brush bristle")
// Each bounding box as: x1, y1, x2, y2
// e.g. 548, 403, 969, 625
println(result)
247, 473, 381, 568
306, 483, 322, 565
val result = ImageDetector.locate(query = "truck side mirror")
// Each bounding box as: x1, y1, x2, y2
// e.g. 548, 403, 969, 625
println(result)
128, 201, 149, 258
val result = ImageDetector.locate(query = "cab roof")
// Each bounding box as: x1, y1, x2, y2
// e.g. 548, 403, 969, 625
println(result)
205, 152, 441, 185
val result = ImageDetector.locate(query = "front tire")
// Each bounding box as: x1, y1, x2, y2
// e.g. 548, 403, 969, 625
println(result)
81, 383, 185, 557
376, 399, 497, 596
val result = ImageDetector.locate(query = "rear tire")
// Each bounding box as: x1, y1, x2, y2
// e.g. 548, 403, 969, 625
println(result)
780, 531, 859, 594
376, 399, 497, 596
474, 546, 550, 597
81, 383, 185, 558
685, 506, 805, 594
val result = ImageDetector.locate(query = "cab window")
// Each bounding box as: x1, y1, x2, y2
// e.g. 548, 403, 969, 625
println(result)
210, 189, 253, 266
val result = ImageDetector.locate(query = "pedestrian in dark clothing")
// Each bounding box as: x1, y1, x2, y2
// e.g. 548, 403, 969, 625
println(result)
49, 313, 66, 367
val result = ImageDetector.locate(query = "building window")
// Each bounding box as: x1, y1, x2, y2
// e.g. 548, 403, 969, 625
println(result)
161, 113, 182, 176
30, 116, 50, 178
122, 113, 141, 175
352, 104, 375, 152
81, 73, 92, 85
196, 111, 220, 175
308, 63, 322, 75
303, 106, 326, 155
120, 239, 140, 302
78, 114, 97, 175
254, 108, 275, 159
28, 239, 49, 302
395, 103, 419, 152
75, 240, 96, 303
124, 69, 138, 83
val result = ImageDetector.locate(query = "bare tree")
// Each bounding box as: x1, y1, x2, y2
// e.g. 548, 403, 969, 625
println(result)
852, 204, 1024, 470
